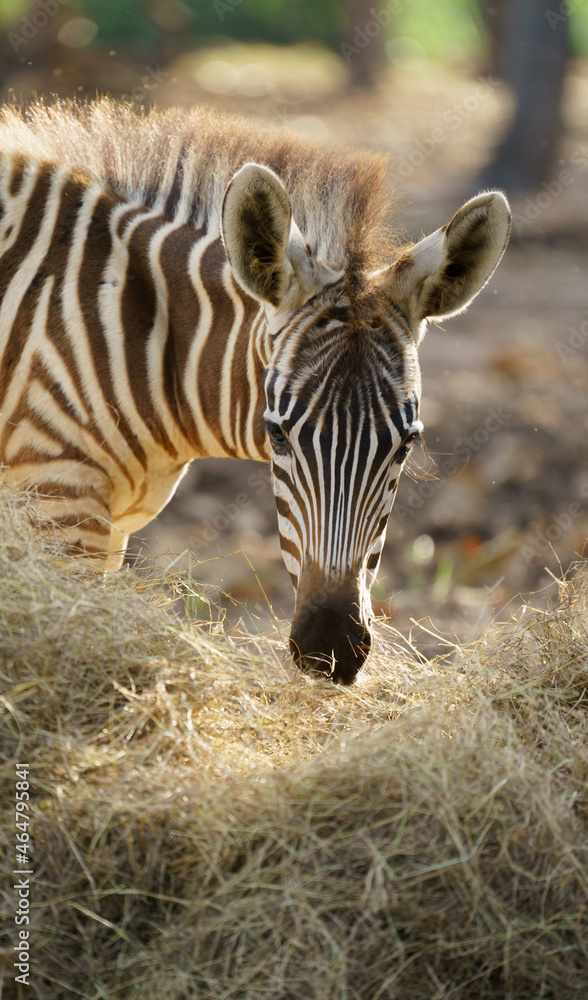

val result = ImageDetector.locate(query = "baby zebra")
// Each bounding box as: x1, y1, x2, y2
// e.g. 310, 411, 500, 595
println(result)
0, 100, 510, 683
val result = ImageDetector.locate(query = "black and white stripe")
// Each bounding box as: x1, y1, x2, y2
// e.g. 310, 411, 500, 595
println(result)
0, 101, 510, 681
264, 308, 423, 590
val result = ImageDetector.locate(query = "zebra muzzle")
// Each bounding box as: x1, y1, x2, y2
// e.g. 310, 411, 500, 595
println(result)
289, 581, 372, 685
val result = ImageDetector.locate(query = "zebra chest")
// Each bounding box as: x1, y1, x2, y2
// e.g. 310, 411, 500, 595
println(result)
110, 459, 190, 536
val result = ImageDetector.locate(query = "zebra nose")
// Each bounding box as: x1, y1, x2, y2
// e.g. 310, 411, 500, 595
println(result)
289, 604, 371, 685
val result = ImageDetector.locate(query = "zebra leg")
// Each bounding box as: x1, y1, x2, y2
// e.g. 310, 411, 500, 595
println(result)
34, 489, 128, 571
5, 462, 127, 571
96, 522, 129, 573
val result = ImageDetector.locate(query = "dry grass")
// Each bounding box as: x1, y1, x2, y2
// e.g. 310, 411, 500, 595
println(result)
1, 487, 587, 999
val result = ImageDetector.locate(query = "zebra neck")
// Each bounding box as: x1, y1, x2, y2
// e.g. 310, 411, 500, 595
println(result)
149, 221, 272, 462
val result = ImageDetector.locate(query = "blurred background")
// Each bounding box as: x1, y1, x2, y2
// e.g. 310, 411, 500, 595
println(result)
1, 0, 587, 652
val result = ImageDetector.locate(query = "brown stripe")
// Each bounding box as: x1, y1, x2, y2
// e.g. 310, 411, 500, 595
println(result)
18, 478, 108, 499
272, 461, 312, 549
278, 531, 301, 567
115, 205, 144, 240
160, 224, 203, 449
21, 356, 118, 476
8, 154, 27, 197
376, 514, 389, 536
122, 214, 178, 456
0, 163, 52, 304
78, 191, 148, 469
229, 299, 257, 454
196, 239, 241, 457
0, 280, 43, 417
35, 179, 107, 434
251, 350, 269, 456
62, 542, 113, 559
3, 418, 65, 467
43, 513, 111, 536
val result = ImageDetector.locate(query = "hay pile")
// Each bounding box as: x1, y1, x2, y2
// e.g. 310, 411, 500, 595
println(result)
1, 487, 587, 999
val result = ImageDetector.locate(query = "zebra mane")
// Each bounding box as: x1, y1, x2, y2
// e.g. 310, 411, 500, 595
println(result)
0, 98, 401, 280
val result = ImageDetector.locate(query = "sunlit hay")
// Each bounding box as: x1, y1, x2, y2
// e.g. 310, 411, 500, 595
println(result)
1, 486, 587, 999
472, 576, 588, 805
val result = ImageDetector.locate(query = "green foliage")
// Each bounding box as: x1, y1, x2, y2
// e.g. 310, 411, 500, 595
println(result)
1, 0, 586, 59
196, 0, 345, 49
72, 0, 345, 49
570, 3, 588, 54
76, 0, 162, 46
393, 0, 487, 63
0, 0, 28, 26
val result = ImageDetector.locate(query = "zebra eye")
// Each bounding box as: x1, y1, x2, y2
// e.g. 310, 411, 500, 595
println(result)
395, 431, 420, 463
266, 422, 289, 450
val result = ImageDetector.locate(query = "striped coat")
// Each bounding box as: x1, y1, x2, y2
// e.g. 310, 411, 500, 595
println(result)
0, 100, 510, 681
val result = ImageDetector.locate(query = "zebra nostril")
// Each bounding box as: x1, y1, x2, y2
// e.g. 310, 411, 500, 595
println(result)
289, 638, 335, 680
289, 607, 371, 685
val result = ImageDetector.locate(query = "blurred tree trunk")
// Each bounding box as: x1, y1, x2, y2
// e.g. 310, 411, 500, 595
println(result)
341, 0, 387, 89
478, 0, 570, 193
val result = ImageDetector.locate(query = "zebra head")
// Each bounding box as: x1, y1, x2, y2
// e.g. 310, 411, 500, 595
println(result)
222, 164, 510, 684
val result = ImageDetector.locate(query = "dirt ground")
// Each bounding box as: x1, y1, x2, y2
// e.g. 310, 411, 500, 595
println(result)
3, 42, 587, 654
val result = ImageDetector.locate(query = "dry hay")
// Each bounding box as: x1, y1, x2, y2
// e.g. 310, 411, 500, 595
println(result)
0, 486, 587, 999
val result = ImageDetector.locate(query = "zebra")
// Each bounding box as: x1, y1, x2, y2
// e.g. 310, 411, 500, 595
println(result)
0, 100, 510, 684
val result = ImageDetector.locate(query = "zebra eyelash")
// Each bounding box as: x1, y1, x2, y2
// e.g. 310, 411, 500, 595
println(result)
265, 420, 290, 452
394, 429, 421, 464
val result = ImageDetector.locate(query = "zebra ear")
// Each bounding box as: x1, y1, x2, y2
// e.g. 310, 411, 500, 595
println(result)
382, 192, 511, 341
221, 163, 294, 306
